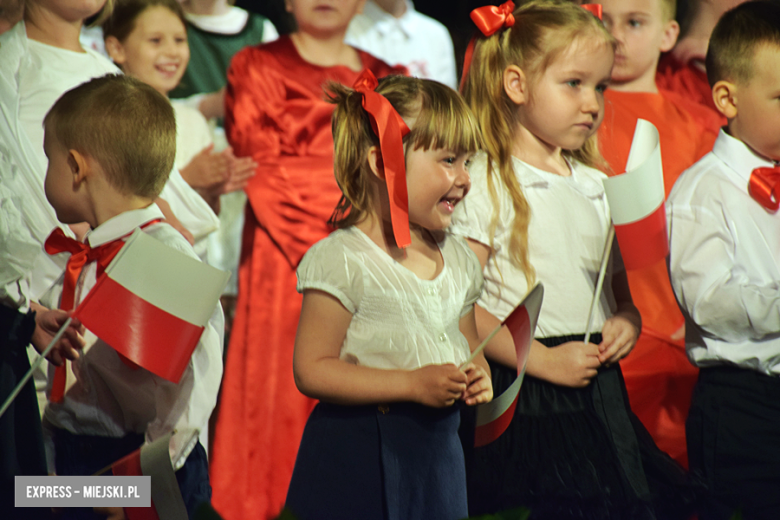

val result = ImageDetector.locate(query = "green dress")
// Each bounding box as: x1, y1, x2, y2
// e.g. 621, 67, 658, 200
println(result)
170, 12, 271, 100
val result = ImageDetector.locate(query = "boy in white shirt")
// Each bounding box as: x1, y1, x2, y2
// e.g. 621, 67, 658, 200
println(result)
667, 2, 780, 518
39, 74, 223, 518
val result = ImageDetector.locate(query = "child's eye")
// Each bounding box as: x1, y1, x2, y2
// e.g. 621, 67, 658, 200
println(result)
566, 79, 581, 88
443, 156, 456, 165
629, 19, 642, 28
176, 37, 187, 44
149, 37, 161, 44
596, 83, 608, 94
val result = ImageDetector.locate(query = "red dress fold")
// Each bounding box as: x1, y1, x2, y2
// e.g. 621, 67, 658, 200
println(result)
210, 36, 405, 520
598, 89, 719, 468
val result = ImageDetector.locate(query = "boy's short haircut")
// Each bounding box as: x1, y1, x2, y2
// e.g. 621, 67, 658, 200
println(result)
705, 0, 780, 87
44, 74, 175, 199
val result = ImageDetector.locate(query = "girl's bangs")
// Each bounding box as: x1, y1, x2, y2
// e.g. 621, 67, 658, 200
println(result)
407, 87, 482, 154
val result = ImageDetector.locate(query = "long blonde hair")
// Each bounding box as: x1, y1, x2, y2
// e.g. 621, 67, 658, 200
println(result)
326, 75, 482, 229
462, 0, 615, 285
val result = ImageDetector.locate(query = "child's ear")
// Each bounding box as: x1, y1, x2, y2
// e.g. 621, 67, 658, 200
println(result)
660, 19, 680, 53
503, 65, 527, 106
712, 80, 739, 119
67, 150, 90, 186
367, 146, 386, 179
104, 36, 126, 65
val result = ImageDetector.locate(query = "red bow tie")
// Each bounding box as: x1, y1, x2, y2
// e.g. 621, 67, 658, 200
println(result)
748, 166, 780, 212
44, 228, 126, 311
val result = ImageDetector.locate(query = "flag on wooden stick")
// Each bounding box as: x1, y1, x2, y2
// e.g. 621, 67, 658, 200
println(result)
472, 284, 543, 447
72, 229, 228, 383
602, 119, 667, 270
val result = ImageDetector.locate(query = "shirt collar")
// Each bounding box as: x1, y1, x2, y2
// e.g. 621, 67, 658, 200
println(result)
712, 129, 776, 189
86, 204, 165, 247
361, 0, 417, 38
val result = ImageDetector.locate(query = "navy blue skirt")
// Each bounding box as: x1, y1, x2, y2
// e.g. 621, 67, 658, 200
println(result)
285, 401, 468, 520
461, 334, 703, 520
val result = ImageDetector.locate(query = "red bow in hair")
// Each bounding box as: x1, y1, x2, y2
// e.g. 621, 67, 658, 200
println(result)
353, 70, 412, 248
748, 166, 780, 212
470, 1, 516, 37
581, 4, 603, 20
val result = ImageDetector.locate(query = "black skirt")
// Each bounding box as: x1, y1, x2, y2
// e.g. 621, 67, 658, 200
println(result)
462, 334, 703, 520
285, 401, 468, 520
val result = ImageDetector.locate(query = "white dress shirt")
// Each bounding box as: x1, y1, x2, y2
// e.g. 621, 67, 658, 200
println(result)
346, 0, 458, 89
667, 130, 780, 375
41, 204, 224, 469
451, 152, 619, 336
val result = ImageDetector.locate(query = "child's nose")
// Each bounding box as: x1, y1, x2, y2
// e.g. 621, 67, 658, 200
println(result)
582, 89, 601, 115
455, 164, 471, 189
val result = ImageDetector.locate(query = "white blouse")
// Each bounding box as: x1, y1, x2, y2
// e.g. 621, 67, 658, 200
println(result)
297, 226, 484, 370
451, 152, 619, 337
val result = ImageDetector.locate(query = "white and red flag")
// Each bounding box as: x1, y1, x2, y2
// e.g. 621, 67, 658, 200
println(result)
110, 430, 198, 520
72, 229, 228, 383
471, 284, 543, 447
602, 119, 668, 270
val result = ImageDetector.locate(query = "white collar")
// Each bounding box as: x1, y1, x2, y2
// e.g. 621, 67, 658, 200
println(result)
361, 0, 417, 37
86, 204, 165, 247
712, 129, 776, 190
184, 7, 249, 35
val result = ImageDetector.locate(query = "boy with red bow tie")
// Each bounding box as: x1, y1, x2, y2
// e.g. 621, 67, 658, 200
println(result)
667, 2, 780, 518
39, 74, 223, 519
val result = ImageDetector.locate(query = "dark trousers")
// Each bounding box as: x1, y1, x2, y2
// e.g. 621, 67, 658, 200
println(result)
687, 366, 780, 520
1, 305, 49, 520
54, 429, 211, 519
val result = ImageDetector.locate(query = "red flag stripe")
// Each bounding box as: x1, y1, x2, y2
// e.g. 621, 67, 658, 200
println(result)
73, 275, 204, 383
112, 450, 160, 520
613, 203, 668, 270
474, 395, 519, 447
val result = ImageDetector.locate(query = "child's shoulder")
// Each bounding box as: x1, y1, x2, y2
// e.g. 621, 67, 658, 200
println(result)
300, 228, 369, 268
145, 222, 201, 262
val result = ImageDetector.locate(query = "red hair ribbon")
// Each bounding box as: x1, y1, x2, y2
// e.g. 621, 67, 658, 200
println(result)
471, 1, 516, 37
748, 166, 780, 212
460, 1, 516, 91
353, 69, 412, 248
581, 4, 603, 20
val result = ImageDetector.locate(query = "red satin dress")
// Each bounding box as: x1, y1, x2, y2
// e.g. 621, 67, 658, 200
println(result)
598, 88, 719, 468
209, 36, 405, 520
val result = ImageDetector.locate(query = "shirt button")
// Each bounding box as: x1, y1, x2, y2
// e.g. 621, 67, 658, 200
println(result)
427, 287, 436, 296
439, 333, 447, 342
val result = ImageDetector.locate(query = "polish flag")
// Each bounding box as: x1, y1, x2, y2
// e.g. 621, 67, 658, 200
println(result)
602, 119, 668, 270
474, 283, 543, 447
72, 230, 228, 383
111, 430, 197, 520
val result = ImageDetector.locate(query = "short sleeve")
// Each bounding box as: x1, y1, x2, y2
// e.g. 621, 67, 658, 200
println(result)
463, 249, 484, 318
296, 235, 363, 314
450, 152, 505, 249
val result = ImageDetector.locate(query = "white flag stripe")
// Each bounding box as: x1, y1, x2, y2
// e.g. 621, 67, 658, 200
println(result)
105, 230, 229, 325
603, 120, 665, 225
476, 374, 524, 426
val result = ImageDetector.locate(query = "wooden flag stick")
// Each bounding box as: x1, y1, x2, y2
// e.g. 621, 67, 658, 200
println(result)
0, 317, 72, 419
461, 322, 502, 369
583, 226, 615, 345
